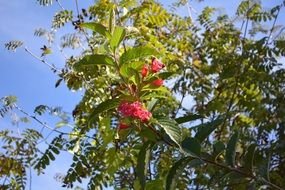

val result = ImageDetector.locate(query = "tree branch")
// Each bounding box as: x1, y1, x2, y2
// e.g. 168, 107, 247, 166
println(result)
24, 47, 60, 73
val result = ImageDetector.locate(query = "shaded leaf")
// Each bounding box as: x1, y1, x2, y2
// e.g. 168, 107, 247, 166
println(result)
212, 141, 225, 161
259, 155, 270, 181
243, 144, 256, 173
225, 132, 239, 167
136, 142, 154, 190
181, 137, 201, 157
194, 118, 223, 142
166, 157, 202, 190
88, 98, 121, 123
175, 114, 203, 124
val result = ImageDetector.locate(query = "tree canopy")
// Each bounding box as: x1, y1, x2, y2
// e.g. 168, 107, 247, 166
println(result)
1, 0, 285, 189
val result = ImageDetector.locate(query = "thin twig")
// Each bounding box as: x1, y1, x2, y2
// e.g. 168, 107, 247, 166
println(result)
55, 0, 65, 10
24, 47, 61, 73
14, 104, 95, 140
198, 156, 284, 190
74, 0, 80, 17
175, 92, 186, 117
266, 6, 281, 45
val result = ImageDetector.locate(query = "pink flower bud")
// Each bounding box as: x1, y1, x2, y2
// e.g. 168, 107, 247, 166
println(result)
141, 65, 148, 78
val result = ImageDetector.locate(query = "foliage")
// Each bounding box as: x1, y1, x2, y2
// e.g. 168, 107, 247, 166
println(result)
2, 0, 285, 189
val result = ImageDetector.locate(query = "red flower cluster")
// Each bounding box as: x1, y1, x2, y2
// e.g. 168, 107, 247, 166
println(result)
151, 58, 165, 73
118, 101, 152, 122
118, 122, 130, 130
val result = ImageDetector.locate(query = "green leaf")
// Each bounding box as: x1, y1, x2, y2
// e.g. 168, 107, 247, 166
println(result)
80, 22, 112, 39
110, 26, 126, 52
88, 98, 121, 124
166, 157, 202, 190
74, 54, 115, 71
181, 137, 201, 157
243, 144, 256, 173
144, 72, 174, 83
120, 47, 157, 65
120, 61, 144, 78
259, 155, 270, 181
212, 141, 225, 161
146, 179, 163, 190
48, 151, 55, 161
141, 85, 170, 94
225, 132, 239, 167
136, 142, 154, 190
147, 99, 158, 112
109, 7, 115, 33
156, 117, 182, 146
56, 121, 68, 128
175, 114, 203, 124
194, 118, 223, 143
139, 127, 158, 142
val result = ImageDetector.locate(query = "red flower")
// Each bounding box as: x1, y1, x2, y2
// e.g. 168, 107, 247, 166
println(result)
152, 79, 164, 86
141, 65, 148, 78
151, 58, 165, 73
132, 108, 152, 122
118, 101, 152, 122
118, 101, 135, 117
119, 123, 130, 130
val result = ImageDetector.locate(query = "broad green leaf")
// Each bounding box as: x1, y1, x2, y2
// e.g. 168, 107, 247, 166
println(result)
194, 118, 223, 142
243, 144, 256, 173
212, 141, 225, 161
259, 155, 270, 181
225, 132, 239, 167
156, 117, 182, 146
74, 54, 115, 71
129, 68, 141, 86
88, 98, 121, 124
120, 61, 144, 78
117, 127, 132, 142
139, 127, 158, 142
181, 137, 201, 157
147, 99, 158, 112
80, 22, 111, 39
141, 85, 170, 94
120, 47, 157, 65
141, 93, 167, 100
166, 157, 202, 190
136, 142, 154, 190
175, 114, 203, 124
110, 26, 126, 52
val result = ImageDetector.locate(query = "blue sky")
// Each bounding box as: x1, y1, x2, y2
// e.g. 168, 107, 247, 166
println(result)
0, 0, 284, 189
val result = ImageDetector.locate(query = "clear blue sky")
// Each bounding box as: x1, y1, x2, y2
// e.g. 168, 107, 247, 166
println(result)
0, 0, 283, 189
